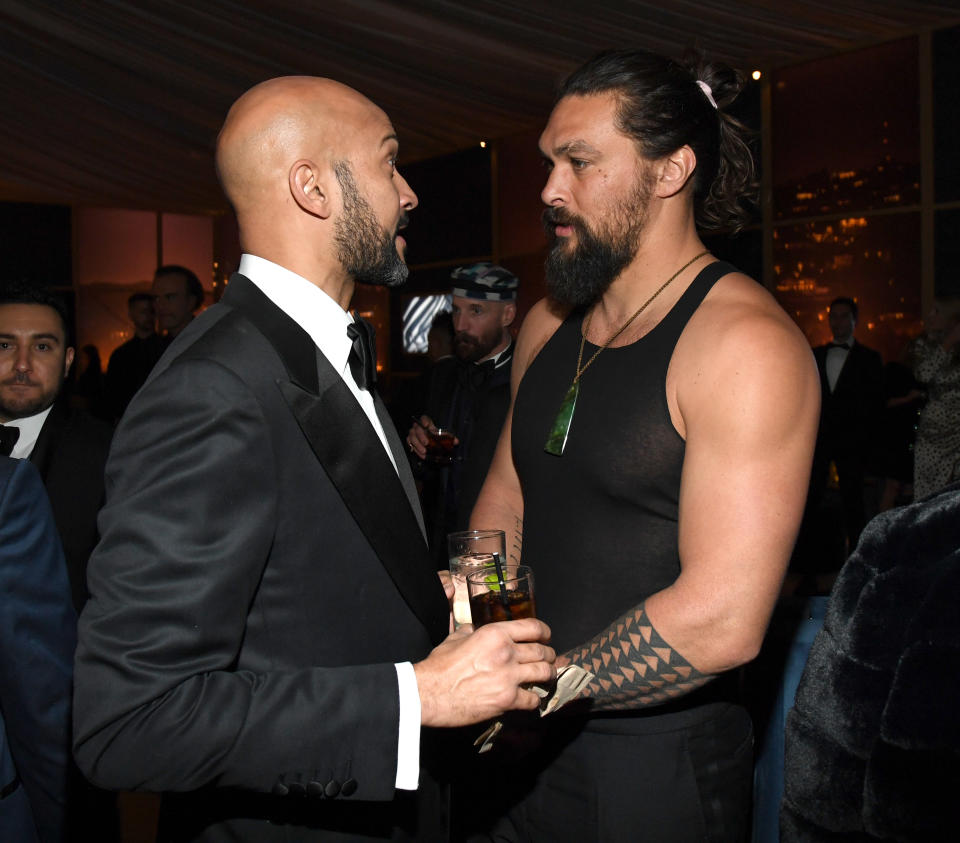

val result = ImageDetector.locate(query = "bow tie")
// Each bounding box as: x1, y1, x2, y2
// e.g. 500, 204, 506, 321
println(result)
457, 357, 496, 390
346, 318, 377, 391
0, 424, 20, 457
827, 341, 851, 350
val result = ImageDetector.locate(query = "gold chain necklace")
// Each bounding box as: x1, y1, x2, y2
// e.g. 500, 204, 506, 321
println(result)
544, 250, 710, 456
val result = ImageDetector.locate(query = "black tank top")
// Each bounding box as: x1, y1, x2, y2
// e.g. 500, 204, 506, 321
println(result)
513, 261, 734, 654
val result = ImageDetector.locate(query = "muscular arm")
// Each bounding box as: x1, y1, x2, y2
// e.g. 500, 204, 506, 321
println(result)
565, 602, 712, 711
469, 381, 523, 565
567, 289, 820, 710
471, 299, 564, 562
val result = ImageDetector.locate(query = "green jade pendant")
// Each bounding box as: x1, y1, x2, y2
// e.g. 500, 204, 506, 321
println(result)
544, 379, 579, 456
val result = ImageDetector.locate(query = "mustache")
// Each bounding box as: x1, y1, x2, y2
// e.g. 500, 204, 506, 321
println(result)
542, 207, 574, 227
396, 212, 410, 233
542, 207, 586, 240
454, 332, 478, 345
2, 374, 39, 387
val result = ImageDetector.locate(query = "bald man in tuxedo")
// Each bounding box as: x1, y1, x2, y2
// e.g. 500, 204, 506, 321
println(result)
73, 77, 555, 842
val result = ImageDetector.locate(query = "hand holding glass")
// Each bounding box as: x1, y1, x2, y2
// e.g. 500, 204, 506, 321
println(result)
424, 428, 457, 464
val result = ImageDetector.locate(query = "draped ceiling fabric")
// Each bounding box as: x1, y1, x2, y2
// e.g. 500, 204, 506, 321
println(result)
1, 0, 958, 215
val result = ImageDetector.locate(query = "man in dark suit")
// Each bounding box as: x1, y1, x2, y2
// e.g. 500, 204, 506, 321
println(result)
73, 76, 555, 842
0, 282, 113, 612
104, 291, 165, 420
811, 296, 884, 556
407, 263, 518, 561
0, 456, 76, 843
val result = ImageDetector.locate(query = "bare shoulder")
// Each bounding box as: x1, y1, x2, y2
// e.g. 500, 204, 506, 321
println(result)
513, 297, 570, 377
671, 269, 819, 435
685, 270, 813, 371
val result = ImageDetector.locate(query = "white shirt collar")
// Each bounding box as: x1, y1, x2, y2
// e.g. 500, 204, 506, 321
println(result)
238, 253, 354, 378
5, 405, 53, 460
236, 253, 397, 474
480, 338, 513, 369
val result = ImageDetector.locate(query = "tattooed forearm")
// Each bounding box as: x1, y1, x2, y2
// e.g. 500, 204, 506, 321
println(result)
509, 515, 522, 566
567, 603, 714, 712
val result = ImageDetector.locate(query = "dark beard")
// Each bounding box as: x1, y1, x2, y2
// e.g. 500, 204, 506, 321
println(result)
542, 177, 651, 308
0, 370, 65, 420
454, 329, 500, 364
333, 161, 409, 288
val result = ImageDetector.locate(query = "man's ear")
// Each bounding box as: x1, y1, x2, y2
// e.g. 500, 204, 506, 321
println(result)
63, 347, 75, 378
655, 145, 697, 199
501, 301, 517, 329
289, 159, 332, 218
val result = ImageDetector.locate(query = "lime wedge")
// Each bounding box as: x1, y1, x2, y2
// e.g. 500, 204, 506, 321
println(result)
483, 573, 501, 592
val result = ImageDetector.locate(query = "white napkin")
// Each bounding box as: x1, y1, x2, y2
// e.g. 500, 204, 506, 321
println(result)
474, 663, 595, 753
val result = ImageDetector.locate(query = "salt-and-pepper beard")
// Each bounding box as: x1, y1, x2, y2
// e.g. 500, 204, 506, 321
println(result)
543, 171, 653, 308
333, 161, 409, 288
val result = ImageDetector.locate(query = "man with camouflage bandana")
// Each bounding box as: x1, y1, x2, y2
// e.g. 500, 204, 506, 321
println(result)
407, 262, 518, 558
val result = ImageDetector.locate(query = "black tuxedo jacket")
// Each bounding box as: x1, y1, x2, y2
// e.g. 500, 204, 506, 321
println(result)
74, 276, 450, 841
30, 401, 113, 612
813, 341, 884, 454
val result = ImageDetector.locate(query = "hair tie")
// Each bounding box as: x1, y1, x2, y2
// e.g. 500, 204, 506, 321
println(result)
696, 80, 718, 110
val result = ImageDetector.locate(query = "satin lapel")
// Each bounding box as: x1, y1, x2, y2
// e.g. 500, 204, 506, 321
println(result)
279, 369, 447, 645
373, 393, 426, 539
833, 345, 860, 396
225, 275, 448, 644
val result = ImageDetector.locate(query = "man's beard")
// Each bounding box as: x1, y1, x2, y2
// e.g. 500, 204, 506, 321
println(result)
543, 173, 652, 308
0, 371, 63, 420
333, 161, 408, 288
454, 326, 501, 364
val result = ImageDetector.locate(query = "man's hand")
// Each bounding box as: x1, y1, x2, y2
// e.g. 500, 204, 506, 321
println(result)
406, 415, 435, 460
414, 619, 555, 727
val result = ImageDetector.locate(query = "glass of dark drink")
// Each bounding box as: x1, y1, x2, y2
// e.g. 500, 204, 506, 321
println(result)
466, 564, 535, 626
447, 530, 506, 629
424, 428, 457, 465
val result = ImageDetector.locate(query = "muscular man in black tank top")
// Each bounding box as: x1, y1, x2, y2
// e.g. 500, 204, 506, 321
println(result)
471, 49, 820, 842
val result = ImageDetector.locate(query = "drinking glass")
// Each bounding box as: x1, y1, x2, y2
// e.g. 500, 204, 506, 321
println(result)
447, 529, 505, 628
424, 428, 457, 465
467, 564, 536, 626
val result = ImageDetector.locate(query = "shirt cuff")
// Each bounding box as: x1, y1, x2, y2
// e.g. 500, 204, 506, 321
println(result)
393, 662, 421, 790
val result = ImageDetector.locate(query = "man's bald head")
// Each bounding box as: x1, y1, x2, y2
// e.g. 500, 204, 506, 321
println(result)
215, 76, 418, 302
216, 76, 385, 214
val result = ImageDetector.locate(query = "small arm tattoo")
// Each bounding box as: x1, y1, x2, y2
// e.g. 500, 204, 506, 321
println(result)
567, 603, 714, 712
509, 515, 522, 566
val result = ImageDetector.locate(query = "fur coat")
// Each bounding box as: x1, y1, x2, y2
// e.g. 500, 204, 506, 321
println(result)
781, 481, 960, 840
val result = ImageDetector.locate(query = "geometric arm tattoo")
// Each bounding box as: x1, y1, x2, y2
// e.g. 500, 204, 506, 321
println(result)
565, 602, 714, 712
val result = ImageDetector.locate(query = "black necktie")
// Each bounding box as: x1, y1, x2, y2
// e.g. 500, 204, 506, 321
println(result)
827, 341, 851, 350
0, 424, 19, 457
346, 318, 377, 391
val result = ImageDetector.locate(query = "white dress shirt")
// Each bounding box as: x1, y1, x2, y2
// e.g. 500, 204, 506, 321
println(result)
826, 339, 853, 393
238, 254, 421, 790
5, 405, 52, 459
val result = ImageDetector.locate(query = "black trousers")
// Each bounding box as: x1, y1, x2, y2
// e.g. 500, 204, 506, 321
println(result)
464, 702, 753, 843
